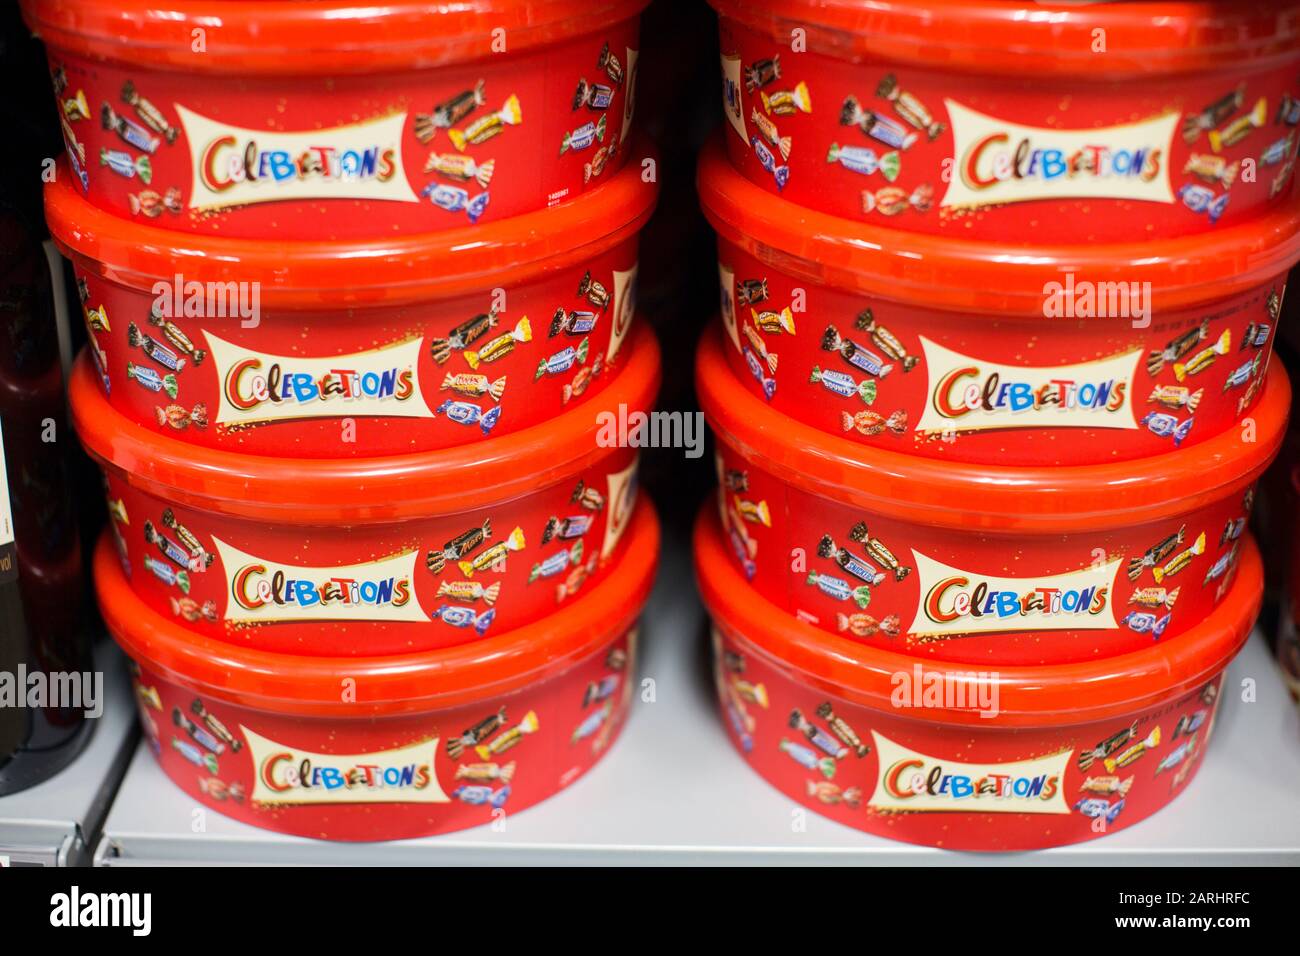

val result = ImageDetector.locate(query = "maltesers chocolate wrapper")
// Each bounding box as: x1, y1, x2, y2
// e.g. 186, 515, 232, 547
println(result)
698, 135, 1300, 467
711, 0, 1300, 243
97, 498, 658, 843
696, 502, 1261, 852
71, 322, 659, 657
698, 323, 1286, 666
24, 0, 645, 240
46, 135, 656, 458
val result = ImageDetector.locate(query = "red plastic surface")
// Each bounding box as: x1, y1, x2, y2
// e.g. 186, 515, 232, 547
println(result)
97, 499, 658, 841
74, 325, 658, 655
696, 503, 1258, 851
31, 0, 648, 238
710, 1, 1300, 242
698, 323, 1282, 664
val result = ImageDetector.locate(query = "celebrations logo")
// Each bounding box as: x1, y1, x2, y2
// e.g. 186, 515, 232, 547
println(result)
942, 101, 1177, 209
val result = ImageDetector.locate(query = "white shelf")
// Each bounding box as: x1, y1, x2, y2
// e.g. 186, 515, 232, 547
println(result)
94, 526, 1300, 866
0, 642, 137, 866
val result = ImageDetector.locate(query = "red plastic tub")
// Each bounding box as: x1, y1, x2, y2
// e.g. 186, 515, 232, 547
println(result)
711, 0, 1300, 244
71, 323, 658, 657
699, 135, 1300, 466
99, 498, 657, 842
696, 503, 1260, 851
698, 324, 1286, 666
23, 0, 646, 240
46, 137, 655, 458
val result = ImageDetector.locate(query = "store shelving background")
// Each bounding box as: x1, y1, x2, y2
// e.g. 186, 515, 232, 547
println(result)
3, 0, 1300, 865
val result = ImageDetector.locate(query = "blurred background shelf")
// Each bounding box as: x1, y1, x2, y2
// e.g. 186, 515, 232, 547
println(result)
0, 643, 136, 866
92, 527, 1300, 867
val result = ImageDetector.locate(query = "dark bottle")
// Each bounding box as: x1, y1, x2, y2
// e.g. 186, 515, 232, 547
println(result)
0, 196, 95, 795
0, 0, 95, 792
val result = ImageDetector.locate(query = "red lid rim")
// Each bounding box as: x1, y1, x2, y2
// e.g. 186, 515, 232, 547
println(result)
97, 497, 659, 715
710, 0, 1300, 75
23, 0, 650, 73
694, 504, 1259, 727
697, 323, 1288, 532
47, 139, 658, 308
71, 322, 660, 523
697, 135, 1300, 313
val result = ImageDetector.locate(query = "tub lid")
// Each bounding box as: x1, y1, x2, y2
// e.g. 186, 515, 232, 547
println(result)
23, 0, 650, 73
697, 323, 1288, 533
97, 497, 658, 715
46, 140, 657, 310
697, 134, 1300, 312
70, 321, 659, 523
694, 504, 1259, 728
710, 0, 1300, 77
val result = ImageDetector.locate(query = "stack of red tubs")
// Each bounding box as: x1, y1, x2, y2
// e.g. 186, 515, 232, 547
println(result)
695, 0, 1300, 850
27, 0, 659, 841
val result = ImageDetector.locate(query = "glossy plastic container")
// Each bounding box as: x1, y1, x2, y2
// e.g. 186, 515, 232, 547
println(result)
698, 135, 1300, 466
711, 0, 1300, 243
47, 138, 655, 458
99, 498, 658, 842
71, 322, 658, 657
698, 324, 1286, 666
24, 0, 647, 239
696, 503, 1260, 851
